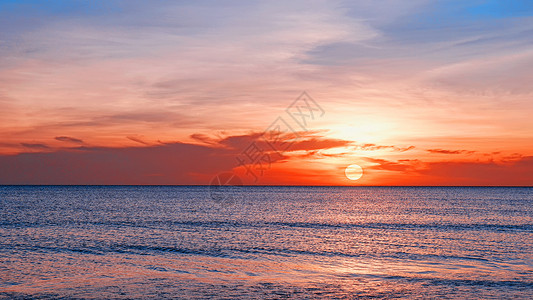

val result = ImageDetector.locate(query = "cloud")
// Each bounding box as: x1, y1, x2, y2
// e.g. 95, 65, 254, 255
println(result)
215, 131, 352, 154
361, 155, 533, 186
418, 156, 533, 185
288, 138, 353, 151
96, 111, 188, 124
358, 143, 415, 152
55, 136, 84, 144
427, 148, 476, 155
364, 157, 416, 172
3, 133, 532, 186
291, 150, 351, 160
217, 132, 266, 150
126, 136, 149, 145
0, 0, 377, 123
20, 143, 49, 149
190, 133, 219, 146
0, 132, 353, 185
0, 142, 234, 185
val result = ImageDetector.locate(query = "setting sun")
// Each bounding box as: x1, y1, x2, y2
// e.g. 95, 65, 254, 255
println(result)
345, 164, 364, 181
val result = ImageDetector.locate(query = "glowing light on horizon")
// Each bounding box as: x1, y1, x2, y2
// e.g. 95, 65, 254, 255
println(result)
345, 164, 363, 181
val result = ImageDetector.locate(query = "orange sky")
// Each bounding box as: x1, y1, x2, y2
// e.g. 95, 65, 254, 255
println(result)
1, 1, 532, 185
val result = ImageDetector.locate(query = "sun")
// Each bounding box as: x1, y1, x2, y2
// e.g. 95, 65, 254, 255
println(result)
345, 164, 363, 181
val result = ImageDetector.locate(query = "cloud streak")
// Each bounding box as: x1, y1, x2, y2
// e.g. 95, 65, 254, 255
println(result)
55, 136, 84, 144
20, 143, 49, 150
427, 149, 476, 155
358, 143, 415, 152
126, 136, 149, 145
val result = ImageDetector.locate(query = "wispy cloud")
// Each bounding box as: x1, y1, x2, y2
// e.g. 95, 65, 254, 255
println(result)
55, 136, 84, 144
126, 136, 149, 145
364, 157, 415, 172
20, 143, 49, 149
427, 149, 476, 155
357, 143, 415, 152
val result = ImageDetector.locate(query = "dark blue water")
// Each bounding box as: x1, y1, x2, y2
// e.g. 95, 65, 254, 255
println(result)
1, 186, 532, 299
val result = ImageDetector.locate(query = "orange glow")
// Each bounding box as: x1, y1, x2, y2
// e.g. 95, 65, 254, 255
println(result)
1, 2, 532, 186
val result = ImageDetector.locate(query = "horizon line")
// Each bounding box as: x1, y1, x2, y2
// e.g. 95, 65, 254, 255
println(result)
1, 185, 532, 188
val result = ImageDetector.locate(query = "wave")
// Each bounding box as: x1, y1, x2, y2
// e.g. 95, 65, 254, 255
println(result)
1, 241, 518, 266
2, 219, 532, 232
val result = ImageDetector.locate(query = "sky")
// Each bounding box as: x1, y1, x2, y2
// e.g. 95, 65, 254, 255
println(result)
0, 0, 532, 185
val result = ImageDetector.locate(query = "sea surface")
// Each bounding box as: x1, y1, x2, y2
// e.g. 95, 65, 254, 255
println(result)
1, 186, 532, 299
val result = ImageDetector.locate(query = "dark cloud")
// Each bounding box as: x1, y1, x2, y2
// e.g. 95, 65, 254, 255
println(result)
55, 136, 84, 144
0, 132, 352, 185
20, 143, 49, 149
218, 132, 265, 150
0, 142, 234, 185
215, 131, 353, 157
190, 133, 214, 143
126, 136, 149, 145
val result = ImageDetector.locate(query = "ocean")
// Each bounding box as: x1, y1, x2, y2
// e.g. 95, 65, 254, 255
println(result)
1, 186, 532, 299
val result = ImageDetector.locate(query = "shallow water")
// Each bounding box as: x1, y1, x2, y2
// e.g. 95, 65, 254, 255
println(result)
1, 186, 532, 299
